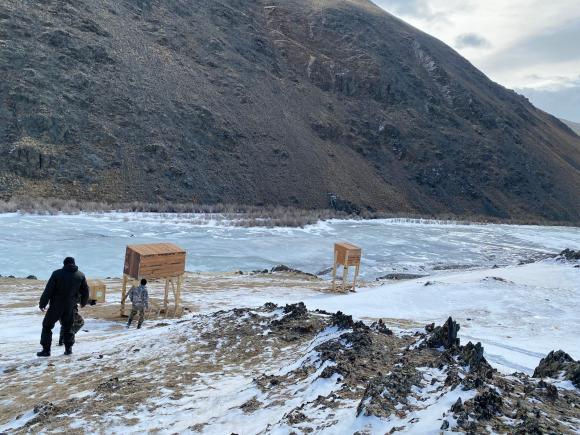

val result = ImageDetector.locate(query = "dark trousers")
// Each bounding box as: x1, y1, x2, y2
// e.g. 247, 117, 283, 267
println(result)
128, 306, 145, 327
41, 307, 74, 349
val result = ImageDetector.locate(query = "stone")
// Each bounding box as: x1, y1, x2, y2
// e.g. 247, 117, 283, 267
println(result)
533, 350, 580, 387
471, 389, 503, 420
376, 273, 428, 281
460, 341, 491, 371
331, 311, 369, 331
426, 317, 460, 349
559, 248, 580, 260
451, 397, 463, 413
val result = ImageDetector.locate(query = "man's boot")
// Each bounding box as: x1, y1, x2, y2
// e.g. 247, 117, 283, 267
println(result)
37, 347, 50, 357
64, 346, 73, 356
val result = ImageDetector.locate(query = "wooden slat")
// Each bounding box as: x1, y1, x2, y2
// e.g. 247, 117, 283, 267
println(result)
124, 243, 186, 279
334, 242, 362, 266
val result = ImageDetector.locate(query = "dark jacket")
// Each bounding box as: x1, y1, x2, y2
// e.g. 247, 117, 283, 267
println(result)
39, 264, 90, 312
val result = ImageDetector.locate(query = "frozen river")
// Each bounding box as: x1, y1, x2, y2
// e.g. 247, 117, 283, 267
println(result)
0, 213, 578, 280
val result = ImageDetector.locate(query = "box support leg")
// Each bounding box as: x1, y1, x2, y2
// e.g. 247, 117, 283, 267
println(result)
352, 263, 360, 293
120, 274, 129, 317
163, 279, 170, 318
341, 253, 349, 292
331, 251, 338, 291
175, 274, 183, 317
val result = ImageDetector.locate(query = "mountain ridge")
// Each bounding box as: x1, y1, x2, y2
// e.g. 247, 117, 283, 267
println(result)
1, 0, 579, 222
562, 119, 580, 135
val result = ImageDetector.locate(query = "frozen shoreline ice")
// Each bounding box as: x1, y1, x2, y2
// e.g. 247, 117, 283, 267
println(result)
0, 213, 578, 279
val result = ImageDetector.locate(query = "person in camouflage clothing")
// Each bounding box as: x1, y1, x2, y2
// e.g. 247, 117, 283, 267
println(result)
127, 278, 149, 329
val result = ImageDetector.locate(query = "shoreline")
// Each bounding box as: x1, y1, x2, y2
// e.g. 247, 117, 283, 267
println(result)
1, 198, 579, 228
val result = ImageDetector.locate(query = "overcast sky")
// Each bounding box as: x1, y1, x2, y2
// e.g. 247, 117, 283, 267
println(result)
374, 0, 580, 122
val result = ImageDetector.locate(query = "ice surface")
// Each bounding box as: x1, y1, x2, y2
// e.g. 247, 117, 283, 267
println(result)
0, 213, 578, 279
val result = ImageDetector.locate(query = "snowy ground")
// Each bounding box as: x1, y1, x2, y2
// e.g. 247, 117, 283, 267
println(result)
0, 215, 578, 433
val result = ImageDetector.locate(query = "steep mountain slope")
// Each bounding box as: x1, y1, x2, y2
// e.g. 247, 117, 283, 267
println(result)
1, 0, 579, 222
563, 119, 580, 135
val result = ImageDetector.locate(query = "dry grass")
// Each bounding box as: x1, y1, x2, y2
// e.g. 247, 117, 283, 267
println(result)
0, 197, 576, 227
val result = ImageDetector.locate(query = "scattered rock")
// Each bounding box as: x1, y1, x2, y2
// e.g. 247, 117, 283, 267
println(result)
316, 267, 333, 276
24, 401, 61, 427
95, 377, 137, 394
533, 350, 580, 387
270, 264, 293, 273
26, 275, 37, 280
331, 311, 368, 331
286, 409, 308, 425
469, 389, 503, 420
483, 276, 508, 282
558, 248, 580, 261
263, 302, 278, 311
440, 419, 450, 430
270, 264, 317, 277
240, 397, 262, 414
537, 380, 558, 400
426, 317, 460, 349
376, 273, 428, 281
370, 319, 393, 335
433, 264, 473, 271
459, 341, 491, 371
450, 397, 463, 413
282, 302, 307, 318
356, 368, 422, 418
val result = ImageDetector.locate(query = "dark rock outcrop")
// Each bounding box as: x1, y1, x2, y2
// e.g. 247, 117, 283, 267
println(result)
426, 317, 460, 349
559, 249, 580, 261
376, 273, 428, 281
331, 311, 369, 331
533, 350, 580, 387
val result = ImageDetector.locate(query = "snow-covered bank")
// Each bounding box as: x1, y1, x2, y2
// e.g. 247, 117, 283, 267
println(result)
301, 260, 580, 374
1, 259, 578, 377
1, 301, 579, 434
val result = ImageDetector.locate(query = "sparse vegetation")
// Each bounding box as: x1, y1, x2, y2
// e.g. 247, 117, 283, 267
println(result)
0, 197, 576, 228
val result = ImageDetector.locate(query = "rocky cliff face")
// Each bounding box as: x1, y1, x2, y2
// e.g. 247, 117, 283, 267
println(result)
1, 0, 579, 222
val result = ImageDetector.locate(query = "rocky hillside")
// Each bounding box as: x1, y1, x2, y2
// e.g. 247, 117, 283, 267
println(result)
563, 119, 580, 136
1, 0, 579, 222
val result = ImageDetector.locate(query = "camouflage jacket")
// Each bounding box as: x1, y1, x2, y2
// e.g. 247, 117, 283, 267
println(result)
128, 285, 149, 309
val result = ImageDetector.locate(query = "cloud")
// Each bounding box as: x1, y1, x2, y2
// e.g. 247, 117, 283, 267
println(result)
372, 0, 580, 120
373, 0, 433, 17
455, 33, 491, 49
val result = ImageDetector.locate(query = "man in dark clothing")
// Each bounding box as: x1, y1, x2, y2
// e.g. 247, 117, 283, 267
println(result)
38, 257, 89, 357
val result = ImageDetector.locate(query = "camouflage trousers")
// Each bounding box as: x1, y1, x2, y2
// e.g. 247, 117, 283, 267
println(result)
59, 306, 84, 344
128, 306, 145, 328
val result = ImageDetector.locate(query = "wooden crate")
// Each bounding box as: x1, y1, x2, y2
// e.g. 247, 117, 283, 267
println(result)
123, 243, 186, 279
334, 242, 362, 266
87, 279, 106, 303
